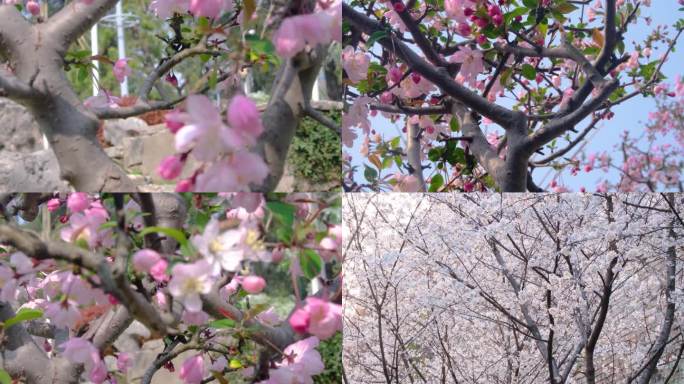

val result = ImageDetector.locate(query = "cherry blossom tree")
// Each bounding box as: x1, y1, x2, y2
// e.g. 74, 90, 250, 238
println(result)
343, 192, 684, 383
0, 192, 342, 383
0, 0, 341, 191
342, 0, 684, 192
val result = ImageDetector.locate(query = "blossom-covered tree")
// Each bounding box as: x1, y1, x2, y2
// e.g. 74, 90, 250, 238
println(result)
343, 193, 684, 383
342, 0, 684, 192
0, 192, 342, 383
0, 0, 341, 191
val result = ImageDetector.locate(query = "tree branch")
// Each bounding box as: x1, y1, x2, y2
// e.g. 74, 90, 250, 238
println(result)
343, 3, 520, 129
46, 0, 121, 52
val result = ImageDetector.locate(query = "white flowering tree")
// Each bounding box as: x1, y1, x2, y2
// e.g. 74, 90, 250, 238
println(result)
343, 192, 684, 383
0, 192, 342, 383
0, 0, 340, 191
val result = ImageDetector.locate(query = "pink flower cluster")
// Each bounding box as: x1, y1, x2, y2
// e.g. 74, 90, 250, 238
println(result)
158, 94, 269, 192
272, 0, 341, 58
289, 297, 343, 340
60, 338, 108, 383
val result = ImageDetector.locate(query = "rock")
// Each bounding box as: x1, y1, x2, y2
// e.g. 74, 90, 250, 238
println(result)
0, 98, 44, 153
103, 117, 161, 147
121, 127, 196, 183
0, 149, 68, 192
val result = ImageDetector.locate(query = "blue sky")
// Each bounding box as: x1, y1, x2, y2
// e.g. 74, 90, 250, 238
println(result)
346, 2, 684, 191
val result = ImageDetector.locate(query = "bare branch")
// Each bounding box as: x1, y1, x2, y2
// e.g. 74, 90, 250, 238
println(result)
46, 0, 121, 51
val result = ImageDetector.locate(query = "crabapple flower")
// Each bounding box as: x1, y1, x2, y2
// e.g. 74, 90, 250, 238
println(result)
391, 173, 421, 192
113, 59, 131, 83
168, 259, 213, 312
193, 153, 268, 192
67, 192, 90, 213
230, 192, 264, 213
60, 203, 112, 249
449, 46, 484, 87
194, 217, 270, 273
175, 95, 237, 162
227, 95, 263, 145
47, 198, 60, 212
26, 1, 40, 16
271, 0, 340, 59
289, 297, 342, 340
150, 0, 190, 18
60, 337, 107, 383
193, 217, 243, 273
189, 0, 231, 19
150, 259, 169, 282
257, 307, 281, 326
180, 354, 205, 384
117, 352, 134, 373
342, 46, 370, 83
241, 275, 266, 294
262, 337, 324, 384
132, 249, 162, 273
158, 155, 184, 180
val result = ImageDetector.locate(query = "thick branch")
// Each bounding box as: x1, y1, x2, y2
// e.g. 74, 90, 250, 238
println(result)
343, 3, 520, 129
46, 0, 121, 52
406, 123, 426, 191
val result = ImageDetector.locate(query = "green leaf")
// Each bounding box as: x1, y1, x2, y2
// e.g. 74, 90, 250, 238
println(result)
428, 147, 443, 162
366, 30, 388, 47
300, 249, 322, 279
208, 318, 236, 328
266, 201, 296, 229
138, 226, 188, 247
0, 369, 10, 384
78, 67, 88, 82
245, 34, 276, 55
3, 308, 43, 329
449, 117, 460, 132
428, 174, 444, 192
554, 1, 578, 14
364, 165, 378, 182
522, 0, 537, 9
504, 7, 528, 23
521, 64, 536, 80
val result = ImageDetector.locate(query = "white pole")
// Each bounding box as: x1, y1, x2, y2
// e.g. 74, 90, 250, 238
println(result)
115, 1, 128, 96
90, 25, 99, 96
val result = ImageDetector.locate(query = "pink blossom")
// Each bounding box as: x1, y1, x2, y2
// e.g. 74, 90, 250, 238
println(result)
150, 0, 190, 18
165, 109, 186, 134
391, 173, 421, 192
193, 151, 269, 191
444, 0, 473, 22
117, 352, 134, 373
210, 356, 227, 372
257, 307, 281, 326
189, 0, 231, 18
67, 193, 90, 213
46, 198, 61, 212
180, 354, 205, 384
113, 59, 131, 83
175, 95, 237, 162
26, 1, 40, 16
241, 275, 266, 294
272, 9, 337, 59
227, 95, 263, 144
182, 309, 210, 325
158, 155, 184, 180
289, 297, 342, 340
342, 45, 370, 84
449, 46, 484, 87
132, 249, 162, 273
289, 306, 311, 334
230, 192, 264, 213
150, 259, 169, 282
60, 337, 106, 382
168, 259, 213, 312
263, 337, 324, 384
